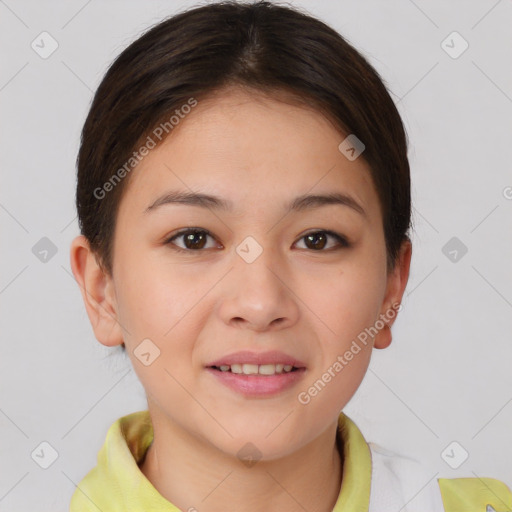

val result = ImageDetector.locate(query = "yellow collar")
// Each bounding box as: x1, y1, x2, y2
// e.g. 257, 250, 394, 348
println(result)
70, 410, 372, 511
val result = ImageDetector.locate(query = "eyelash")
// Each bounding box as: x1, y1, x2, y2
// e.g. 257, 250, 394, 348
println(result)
164, 228, 351, 254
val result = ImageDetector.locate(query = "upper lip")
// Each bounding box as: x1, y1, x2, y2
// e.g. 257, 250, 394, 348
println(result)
207, 350, 306, 368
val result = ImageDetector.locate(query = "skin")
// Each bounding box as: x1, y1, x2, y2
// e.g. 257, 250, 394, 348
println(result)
70, 86, 411, 512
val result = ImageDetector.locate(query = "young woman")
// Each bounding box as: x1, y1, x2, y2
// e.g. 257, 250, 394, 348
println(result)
69, 2, 511, 510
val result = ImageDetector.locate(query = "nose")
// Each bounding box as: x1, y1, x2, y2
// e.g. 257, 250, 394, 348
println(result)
218, 244, 300, 332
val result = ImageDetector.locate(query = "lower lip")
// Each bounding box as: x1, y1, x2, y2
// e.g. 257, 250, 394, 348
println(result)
205, 367, 306, 397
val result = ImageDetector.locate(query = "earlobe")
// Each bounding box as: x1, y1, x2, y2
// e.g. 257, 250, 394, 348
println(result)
69, 235, 124, 347
374, 240, 412, 350
374, 324, 392, 350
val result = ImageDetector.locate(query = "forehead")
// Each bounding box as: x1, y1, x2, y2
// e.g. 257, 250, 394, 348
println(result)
118, 88, 379, 220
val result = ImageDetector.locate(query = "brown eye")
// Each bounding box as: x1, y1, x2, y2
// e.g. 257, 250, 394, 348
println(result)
296, 230, 350, 251
183, 231, 207, 249
305, 232, 327, 250
165, 228, 349, 254
166, 229, 217, 251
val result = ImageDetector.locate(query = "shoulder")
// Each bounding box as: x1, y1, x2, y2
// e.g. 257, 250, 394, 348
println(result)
368, 442, 445, 511
368, 442, 512, 512
437, 476, 512, 512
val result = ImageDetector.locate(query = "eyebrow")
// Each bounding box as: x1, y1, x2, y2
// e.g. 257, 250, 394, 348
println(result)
144, 190, 366, 217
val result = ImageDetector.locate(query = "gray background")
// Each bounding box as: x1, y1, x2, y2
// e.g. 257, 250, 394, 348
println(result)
1, 0, 511, 510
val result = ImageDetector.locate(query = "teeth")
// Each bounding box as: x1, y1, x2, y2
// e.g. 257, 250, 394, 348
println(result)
231, 364, 243, 374
243, 364, 259, 374
217, 363, 296, 375
259, 364, 277, 375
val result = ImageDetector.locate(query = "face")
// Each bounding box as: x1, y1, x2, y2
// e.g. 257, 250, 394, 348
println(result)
75, 87, 410, 460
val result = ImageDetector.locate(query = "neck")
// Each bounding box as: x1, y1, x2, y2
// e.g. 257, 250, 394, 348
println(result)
140, 413, 343, 512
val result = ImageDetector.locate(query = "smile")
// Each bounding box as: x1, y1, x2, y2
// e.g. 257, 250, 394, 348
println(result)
210, 363, 299, 375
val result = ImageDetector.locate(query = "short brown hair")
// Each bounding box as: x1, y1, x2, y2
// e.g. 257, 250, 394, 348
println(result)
76, 0, 411, 277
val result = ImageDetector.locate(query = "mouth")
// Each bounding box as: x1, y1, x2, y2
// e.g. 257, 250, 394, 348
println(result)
208, 363, 303, 376
205, 365, 306, 397
205, 350, 307, 396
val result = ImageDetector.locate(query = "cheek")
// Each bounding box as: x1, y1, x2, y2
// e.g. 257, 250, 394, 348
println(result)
299, 262, 385, 348
302, 273, 378, 412
115, 258, 197, 335
115, 263, 203, 398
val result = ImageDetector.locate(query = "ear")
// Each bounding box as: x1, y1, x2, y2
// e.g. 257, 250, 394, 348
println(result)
69, 235, 124, 347
373, 239, 412, 349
